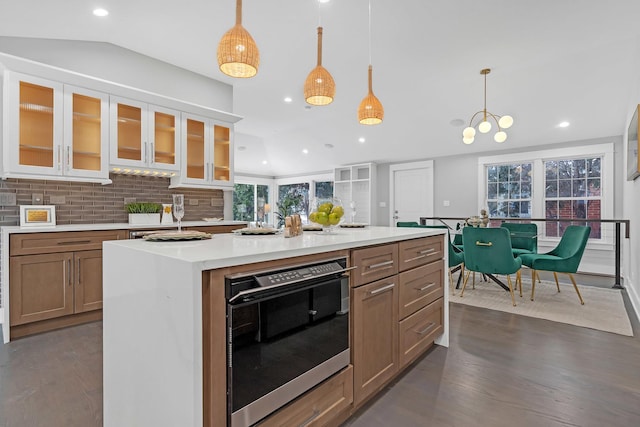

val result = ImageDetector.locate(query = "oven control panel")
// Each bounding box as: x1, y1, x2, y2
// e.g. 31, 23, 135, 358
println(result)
255, 261, 344, 287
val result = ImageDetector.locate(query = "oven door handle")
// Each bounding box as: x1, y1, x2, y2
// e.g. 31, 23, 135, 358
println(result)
229, 266, 358, 304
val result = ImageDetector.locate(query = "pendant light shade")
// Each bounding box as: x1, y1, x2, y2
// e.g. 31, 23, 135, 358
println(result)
304, 27, 335, 106
358, 65, 384, 125
217, 0, 259, 78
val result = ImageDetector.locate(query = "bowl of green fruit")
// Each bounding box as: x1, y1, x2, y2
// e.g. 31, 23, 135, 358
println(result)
308, 198, 345, 233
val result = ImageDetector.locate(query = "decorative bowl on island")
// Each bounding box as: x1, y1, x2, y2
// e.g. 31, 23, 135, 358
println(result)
308, 198, 345, 233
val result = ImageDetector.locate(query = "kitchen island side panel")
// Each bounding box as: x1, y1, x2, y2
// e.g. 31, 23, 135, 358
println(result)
103, 244, 204, 427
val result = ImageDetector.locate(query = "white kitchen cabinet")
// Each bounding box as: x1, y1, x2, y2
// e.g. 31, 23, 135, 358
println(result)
170, 113, 233, 189
2, 72, 109, 182
334, 163, 377, 225
109, 96, 181, 173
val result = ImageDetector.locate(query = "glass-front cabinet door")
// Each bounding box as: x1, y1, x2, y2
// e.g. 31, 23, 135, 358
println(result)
109, 96, 180, 172
109, 96, 147, 168
5, 72, 63, 175
63, 85, 109, 179
4, 72, 108, 180
174, 113, 233, 188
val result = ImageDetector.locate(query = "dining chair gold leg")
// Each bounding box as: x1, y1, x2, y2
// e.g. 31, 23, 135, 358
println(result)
507, 275, 516, 306
517, 270, 522, 297
531, 269, 537, 301
460, 270, 471, 297
553, 271, 561, 292
568, 273, 585, 305
537, 271, 541, 283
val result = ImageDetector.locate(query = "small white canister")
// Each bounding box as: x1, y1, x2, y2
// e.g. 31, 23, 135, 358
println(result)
161, 203, 173, 224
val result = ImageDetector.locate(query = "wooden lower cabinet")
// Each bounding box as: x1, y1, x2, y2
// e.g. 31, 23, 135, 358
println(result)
352, 276, 399, 405
257, 366, 353, 427
10, 249, 105, 327
9, 252, 74, 325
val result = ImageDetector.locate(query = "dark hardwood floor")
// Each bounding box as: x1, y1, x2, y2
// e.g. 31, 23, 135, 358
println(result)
1, 290, 638, 427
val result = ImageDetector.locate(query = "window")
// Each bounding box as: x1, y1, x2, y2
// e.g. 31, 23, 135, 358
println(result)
544, 158, 602, 238
276, 183, 310, 226
314, 181, 334, 199
478, 143, 613, 243
486, 163, 532, 218
233, 182, 272, 223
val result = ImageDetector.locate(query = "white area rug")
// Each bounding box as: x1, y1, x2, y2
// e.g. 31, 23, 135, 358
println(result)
451, 277, 634, 336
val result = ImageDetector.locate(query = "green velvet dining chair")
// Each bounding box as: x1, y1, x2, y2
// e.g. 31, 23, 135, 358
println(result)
396, 222, 465, 289
501, 222, 538, 256
519, 225, 590, 305
460, 227, 522, 306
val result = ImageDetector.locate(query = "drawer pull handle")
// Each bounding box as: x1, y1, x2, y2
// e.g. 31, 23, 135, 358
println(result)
404, 254, 426, 263
67, 259, 72, 286
419, 248, 436, 254
417, 283, 437, 292
476, 241, 493, 247
368, 260, 394, 269
57, 240, 92, 245
299, 409, 320, 427
370, 283, 395, 295
415, 322, 436, 335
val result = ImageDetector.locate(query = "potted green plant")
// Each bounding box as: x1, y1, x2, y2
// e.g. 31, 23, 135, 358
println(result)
125, 202, 162, 225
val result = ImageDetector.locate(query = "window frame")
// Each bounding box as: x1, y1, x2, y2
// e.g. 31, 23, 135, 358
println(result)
477, 143, 614, 248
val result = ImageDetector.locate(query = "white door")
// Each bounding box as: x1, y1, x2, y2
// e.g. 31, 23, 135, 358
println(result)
390, 161, 434, 226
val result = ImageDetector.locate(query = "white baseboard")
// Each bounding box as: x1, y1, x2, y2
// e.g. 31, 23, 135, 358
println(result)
625, 279, 640, 326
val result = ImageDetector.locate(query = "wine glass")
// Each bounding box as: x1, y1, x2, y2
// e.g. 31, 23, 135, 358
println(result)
349, 201, 357, 224
172, 194, 184, 232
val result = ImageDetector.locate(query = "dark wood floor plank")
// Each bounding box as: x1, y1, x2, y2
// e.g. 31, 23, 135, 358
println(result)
1, 289, 639, 427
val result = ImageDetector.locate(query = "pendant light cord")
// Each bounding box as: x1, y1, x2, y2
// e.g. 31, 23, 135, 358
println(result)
236, 0, 242, 25
368, 0, 372, 65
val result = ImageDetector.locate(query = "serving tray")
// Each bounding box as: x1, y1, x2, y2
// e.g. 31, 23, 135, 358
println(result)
144, 230, 212, 241
235, 227, 280, 235
340, 223, 368, 228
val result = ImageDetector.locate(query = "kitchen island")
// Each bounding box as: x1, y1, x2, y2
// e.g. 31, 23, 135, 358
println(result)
102, 226, 448, 427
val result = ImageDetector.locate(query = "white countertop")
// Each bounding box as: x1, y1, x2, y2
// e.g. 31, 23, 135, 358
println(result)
103, 226, 446, 270
0, 220, 247, 234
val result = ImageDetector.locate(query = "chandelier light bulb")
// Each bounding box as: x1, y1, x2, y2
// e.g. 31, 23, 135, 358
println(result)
463, 136, 474, 145
494, 131, 507, 143
462, 127, 476, 138
499, 115, 514, 129
478, 120, 491, 133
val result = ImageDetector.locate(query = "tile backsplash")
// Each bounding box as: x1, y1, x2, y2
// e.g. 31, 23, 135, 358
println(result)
0, 173, 224, 226
0, 174, 225, 309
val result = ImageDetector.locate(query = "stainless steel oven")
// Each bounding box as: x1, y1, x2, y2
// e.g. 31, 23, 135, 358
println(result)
225, 257, 351, 427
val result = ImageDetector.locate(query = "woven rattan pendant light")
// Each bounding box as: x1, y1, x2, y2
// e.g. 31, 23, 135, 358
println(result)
304, 27, 336, 106
217, 0, 260, 78
358, 0, 383, 125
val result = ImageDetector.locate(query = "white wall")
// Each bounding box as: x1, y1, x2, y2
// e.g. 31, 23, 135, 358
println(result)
0, 36, 232, 112
621, 36, 640, 319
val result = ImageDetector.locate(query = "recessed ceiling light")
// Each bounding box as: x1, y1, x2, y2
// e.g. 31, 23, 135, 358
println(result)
284, 97, 292, 103
558, 121, 570, 128
93, 8, 109, 17
302, 149, 309, 154
262, 160, 268, 165
318, 0, 331, 3
358, 137, 366, 143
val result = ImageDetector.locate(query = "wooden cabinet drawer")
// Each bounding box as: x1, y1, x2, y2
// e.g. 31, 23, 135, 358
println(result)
350, 243, 398, 287
399, 260, 444, 319
258, 365, 353, 427
10, 230, 128, 256
398, 298, 444, 368
398, 236, 443, 272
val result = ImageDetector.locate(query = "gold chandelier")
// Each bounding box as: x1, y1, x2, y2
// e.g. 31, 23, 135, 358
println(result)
357, 0, 383, 125
462, 68, 513, 144
217, 0, 260, 78
304, 27, 336, 106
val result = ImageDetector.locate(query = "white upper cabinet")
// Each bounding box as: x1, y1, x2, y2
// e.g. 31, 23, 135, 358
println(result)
2, 71, 109, 182
334, 163, 377, 225
109, 96, 180, 174
170, 113, 233, 189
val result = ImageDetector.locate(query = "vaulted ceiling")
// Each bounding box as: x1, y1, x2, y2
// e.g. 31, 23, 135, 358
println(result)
2, 0, 640, 176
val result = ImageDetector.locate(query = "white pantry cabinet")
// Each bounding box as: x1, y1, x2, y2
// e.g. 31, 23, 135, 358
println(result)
334, 163, 377, 225
2, 72, 110, 182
